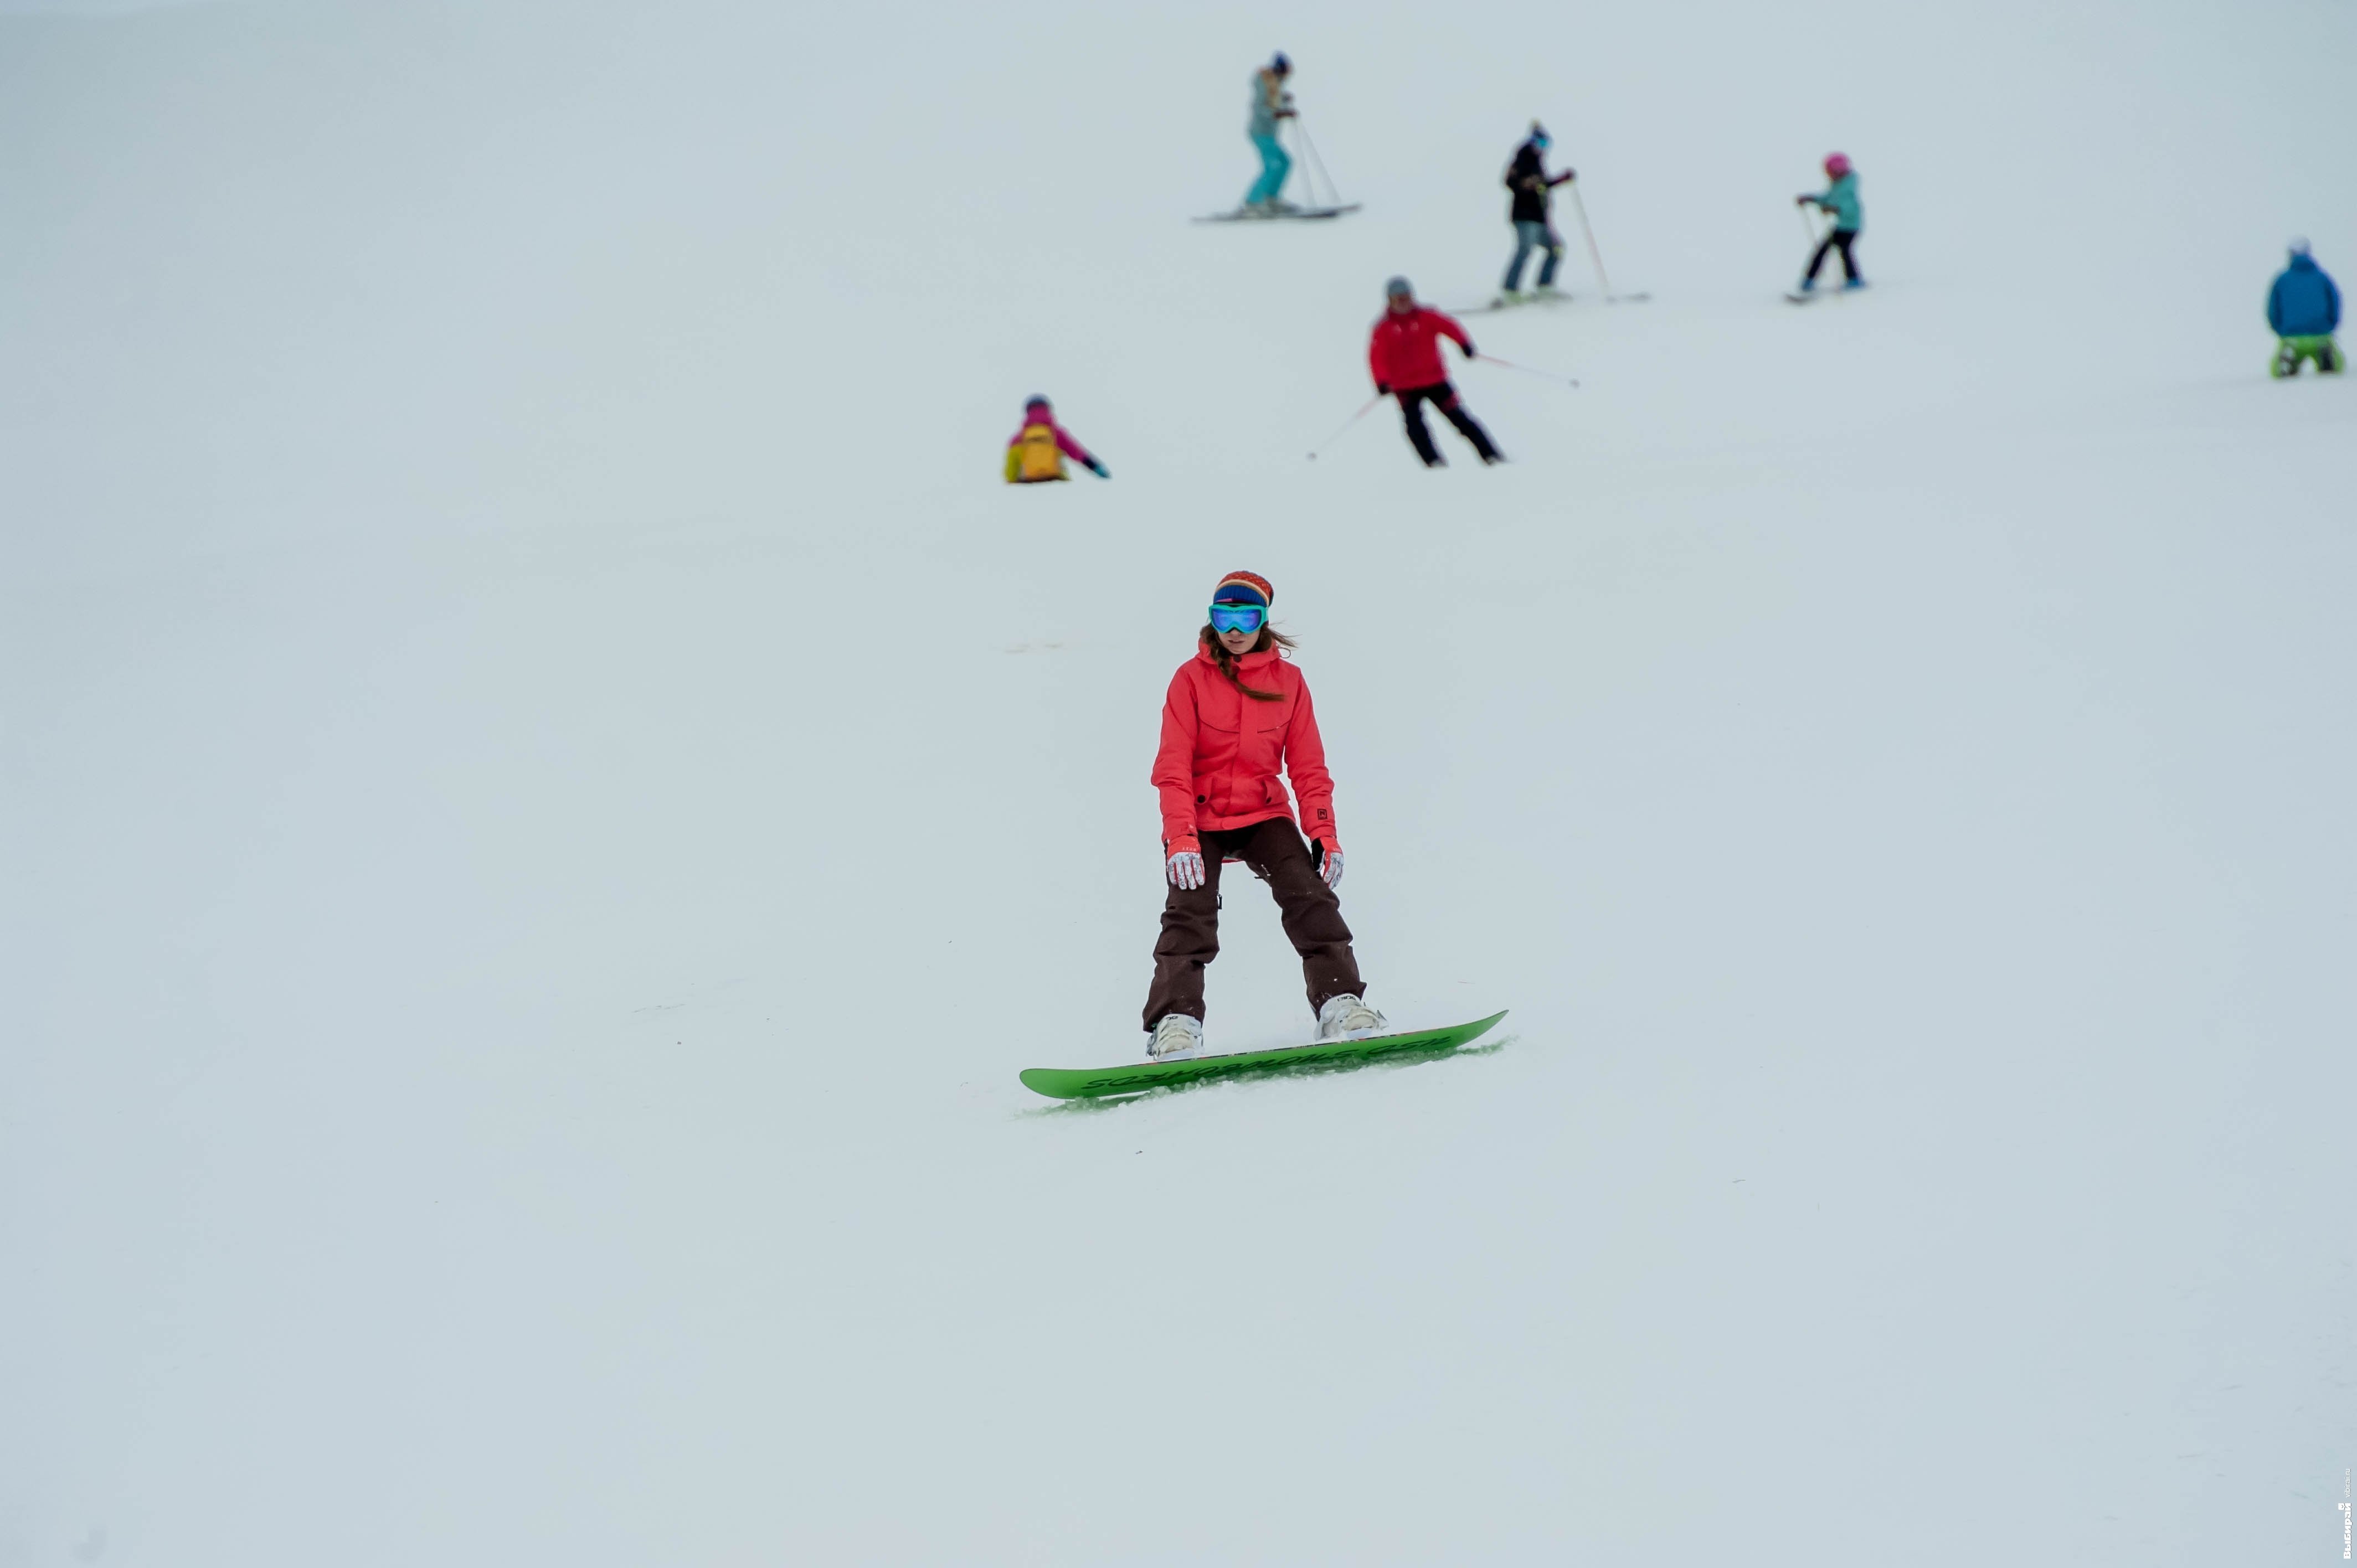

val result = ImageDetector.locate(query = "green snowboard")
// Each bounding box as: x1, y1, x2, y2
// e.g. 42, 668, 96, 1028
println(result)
1020, 1011, 1507, 1101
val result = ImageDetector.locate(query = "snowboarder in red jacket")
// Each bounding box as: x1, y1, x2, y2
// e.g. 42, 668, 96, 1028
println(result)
1142, 570, 1384, 1061
1366, 277, 1502, 467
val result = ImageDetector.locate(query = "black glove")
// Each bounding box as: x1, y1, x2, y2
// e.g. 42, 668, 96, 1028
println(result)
1088, 458, 1109, 478
1375, 382, 1390, 396
1462, 341, 1479, 359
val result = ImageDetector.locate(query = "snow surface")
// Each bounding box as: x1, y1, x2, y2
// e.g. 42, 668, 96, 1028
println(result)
4, 0, 2354, 1562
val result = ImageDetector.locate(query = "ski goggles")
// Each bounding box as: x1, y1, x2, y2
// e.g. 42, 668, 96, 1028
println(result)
1208, 602, 1268, 634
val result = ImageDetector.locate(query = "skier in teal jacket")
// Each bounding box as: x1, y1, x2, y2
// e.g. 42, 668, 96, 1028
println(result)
1242, 54, 1298, 214
1795, 152, 1864, 293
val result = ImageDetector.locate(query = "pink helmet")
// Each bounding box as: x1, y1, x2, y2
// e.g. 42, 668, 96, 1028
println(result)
1824, 152, 1853, 177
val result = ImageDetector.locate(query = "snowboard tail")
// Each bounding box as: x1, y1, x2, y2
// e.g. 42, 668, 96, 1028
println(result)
1020, 1011, 1507, 1100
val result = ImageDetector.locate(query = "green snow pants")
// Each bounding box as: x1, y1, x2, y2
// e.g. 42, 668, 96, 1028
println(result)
2272, 335, 2344, 377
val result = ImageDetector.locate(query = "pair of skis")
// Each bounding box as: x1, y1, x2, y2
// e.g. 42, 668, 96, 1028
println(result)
1458, 185, 1651, 308
1194, 203, 1361, 224
1457, 286, 1651, 314
1197, 115, 1357, 224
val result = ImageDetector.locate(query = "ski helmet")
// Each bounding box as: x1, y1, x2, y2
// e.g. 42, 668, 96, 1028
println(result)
1824, 152, 1853, 177
2289, 236, 2312, 258
1384, 275, 1414, 300
1025, 393, 1051, 412
1270, 51, 1291, 75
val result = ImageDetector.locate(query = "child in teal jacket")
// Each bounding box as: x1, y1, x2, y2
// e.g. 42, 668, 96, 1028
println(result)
1796, 153, 1864, 292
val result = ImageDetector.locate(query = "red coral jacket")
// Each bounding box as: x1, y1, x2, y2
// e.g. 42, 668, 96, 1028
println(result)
1152, 642, 1338, 857
1367, 306, 1471, 392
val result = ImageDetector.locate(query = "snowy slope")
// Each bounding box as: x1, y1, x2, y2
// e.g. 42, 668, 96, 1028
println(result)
3, 0, 2353, 1563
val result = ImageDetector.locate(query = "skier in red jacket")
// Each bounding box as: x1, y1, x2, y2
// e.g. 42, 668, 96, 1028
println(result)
1143, 570, 1383, 1061
1367, 276, 1502, 467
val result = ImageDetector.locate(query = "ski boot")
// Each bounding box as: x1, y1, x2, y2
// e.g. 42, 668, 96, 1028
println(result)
1841, 276, 1868, 291
1147, 1013, 1204, 1061
1795, 276, 1819, 295
1533, 282, 1563, 299
1497, 288, 1526, 306
1316, 994, 1387, 1041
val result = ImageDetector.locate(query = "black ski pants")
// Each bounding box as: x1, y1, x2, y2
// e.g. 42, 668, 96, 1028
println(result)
1804, 227, 1860, 283
1396, 381, 1500, 467
1143, 816, 1364, 1030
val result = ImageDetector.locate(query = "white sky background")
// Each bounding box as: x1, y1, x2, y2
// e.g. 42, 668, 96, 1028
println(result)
0, 1, 214, 15
2, 0, 2352, 1563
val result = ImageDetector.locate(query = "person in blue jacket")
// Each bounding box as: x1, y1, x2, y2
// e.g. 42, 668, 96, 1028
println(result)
1795, 152, 1863, 293
2268, 239, 2344, 377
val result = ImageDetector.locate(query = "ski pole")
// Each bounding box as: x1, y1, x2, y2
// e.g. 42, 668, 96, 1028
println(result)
1565, 182, 1614, 296
1290, 119, 1321, 207
1305, 395, 1382, 460
1793, 200, 1828, 287
1294, 118, 1343, 209
1475, 353, 1579, 389
1796, 198, 1820, 247
1563, 178, 1647, 301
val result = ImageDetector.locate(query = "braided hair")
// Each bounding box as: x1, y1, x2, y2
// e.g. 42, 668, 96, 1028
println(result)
1199, 624, 1298, 703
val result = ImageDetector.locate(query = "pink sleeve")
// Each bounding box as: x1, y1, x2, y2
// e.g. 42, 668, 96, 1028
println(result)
1054, 425, 1098, 467
1152, 669, 1202, 854
1283, 672, 1337, 848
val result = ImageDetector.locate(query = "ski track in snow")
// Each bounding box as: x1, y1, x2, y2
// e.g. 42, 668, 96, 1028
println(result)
2, 0, 2353, 1564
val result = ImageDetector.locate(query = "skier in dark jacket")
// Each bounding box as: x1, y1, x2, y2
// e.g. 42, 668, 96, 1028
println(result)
1367, 276, 1501, 467
1501, 122, 1575, 300
2268, 239, 2344, 377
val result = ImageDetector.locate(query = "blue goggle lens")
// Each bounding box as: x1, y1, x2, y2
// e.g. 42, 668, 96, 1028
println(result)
1208, 604, 1267, 633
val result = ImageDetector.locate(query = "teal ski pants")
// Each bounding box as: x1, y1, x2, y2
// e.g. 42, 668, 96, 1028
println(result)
1247, 132, 1290, 205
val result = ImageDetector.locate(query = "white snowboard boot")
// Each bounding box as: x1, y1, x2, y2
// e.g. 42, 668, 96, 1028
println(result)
1147, 1013, 1205, 1061
1315, 993, 1387, 1041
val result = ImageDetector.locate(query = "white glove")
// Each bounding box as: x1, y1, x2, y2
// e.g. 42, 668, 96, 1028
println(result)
1320, 848, 1344, 890
1167, 850, 1205, 890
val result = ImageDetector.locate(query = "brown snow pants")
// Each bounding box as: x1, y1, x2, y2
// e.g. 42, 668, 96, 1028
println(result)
1142, 816, 1365, 1031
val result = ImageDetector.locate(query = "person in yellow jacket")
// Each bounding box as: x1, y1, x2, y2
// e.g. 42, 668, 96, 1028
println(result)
1004, 395, 1109, 484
